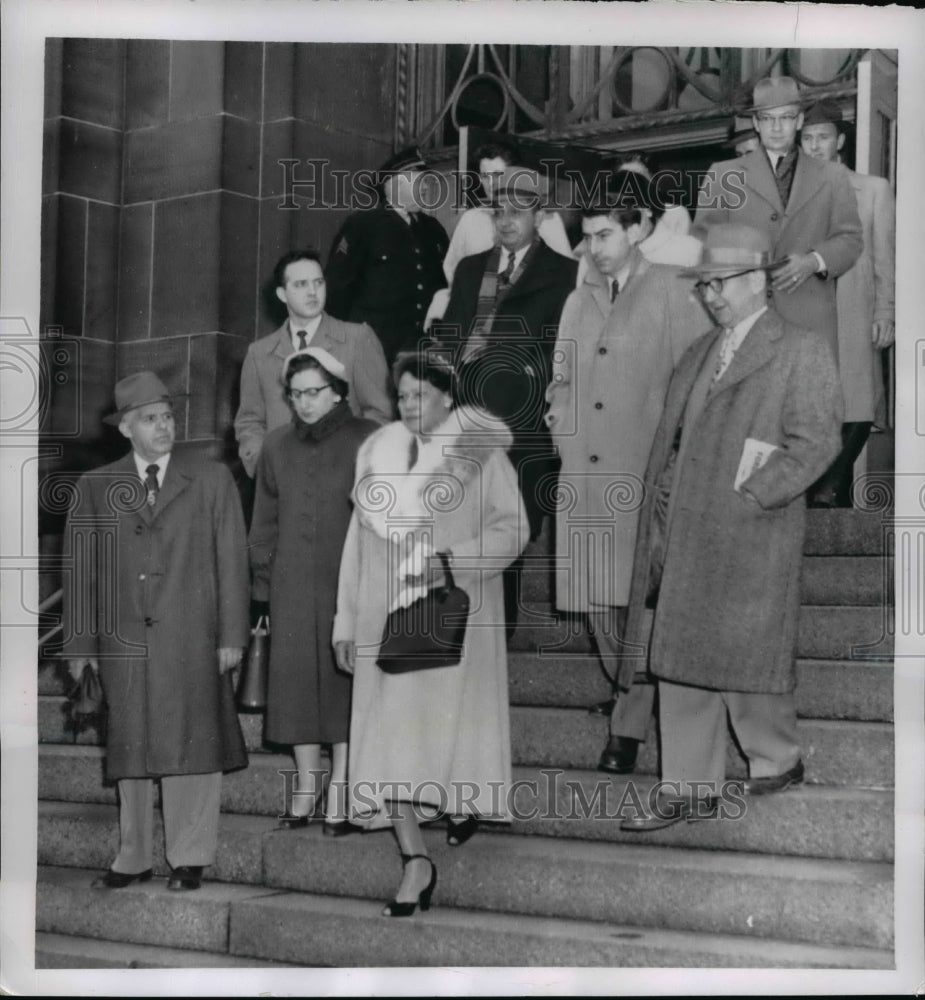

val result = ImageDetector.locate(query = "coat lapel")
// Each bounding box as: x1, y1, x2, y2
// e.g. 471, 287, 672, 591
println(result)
150, 453, 194, 521
744, 150, 784, 213
708, 310, 782, 399
783, 151, 824, 220
500, 244, 561, 307
315, 312, 346, 348
659, 332, 720, 455
270, 322, 292, 361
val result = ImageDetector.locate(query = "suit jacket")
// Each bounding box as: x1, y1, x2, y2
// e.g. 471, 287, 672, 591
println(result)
836, 170, 895, 421
325, 206, 449, 363
619, 308, 842, 696
435, 241, 578, 533
234, 313, 393, 477
61, 450, 249, 779
694, 148, 863, 350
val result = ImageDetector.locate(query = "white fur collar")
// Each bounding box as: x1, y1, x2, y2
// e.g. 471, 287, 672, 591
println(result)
352, 406, 512, 540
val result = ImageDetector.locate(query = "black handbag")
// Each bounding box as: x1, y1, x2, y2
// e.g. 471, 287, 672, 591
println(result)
68, 662, 105, 743
377, 551, 470, 674
238, 614, 270, 710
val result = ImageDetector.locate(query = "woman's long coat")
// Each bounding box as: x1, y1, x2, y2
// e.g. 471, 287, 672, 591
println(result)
546, 256, 711, 610
620, 309, 842, 694
248, 403, 377, 745
62, 451, 249, 780
333, 407, 527, 827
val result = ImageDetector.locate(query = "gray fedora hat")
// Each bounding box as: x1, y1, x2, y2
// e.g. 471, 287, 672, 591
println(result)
680, 224, 788, 277
103, 371, 187, 425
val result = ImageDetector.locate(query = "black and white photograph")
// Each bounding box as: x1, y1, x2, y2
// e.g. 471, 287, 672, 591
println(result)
1, 1, 923, 995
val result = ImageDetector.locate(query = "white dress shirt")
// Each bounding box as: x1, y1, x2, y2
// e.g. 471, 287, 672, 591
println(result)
289, 314, 323, 351
134, 452, 170, 487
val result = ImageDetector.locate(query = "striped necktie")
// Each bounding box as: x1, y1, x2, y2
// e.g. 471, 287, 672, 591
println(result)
144, 464, 160, 507
712, 328, 736, 384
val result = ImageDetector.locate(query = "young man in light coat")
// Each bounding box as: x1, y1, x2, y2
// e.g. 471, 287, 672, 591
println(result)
618, 226, 842, 831
693, 76, 863, 354
800, 99, 896, 506
234, 249, 393, 477
63, 372, 250, 888
546, 185, 712, 776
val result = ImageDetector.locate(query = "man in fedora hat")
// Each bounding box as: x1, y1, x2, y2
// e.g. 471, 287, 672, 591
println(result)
234, 248, 392, 478
616, 225, 842, 831
694, 76, 862, 354
62, 371, 249, 889
724, 117, 760, 158
434, 165, 578, 630
326, 146, 449, 365
800, 99, 895, 506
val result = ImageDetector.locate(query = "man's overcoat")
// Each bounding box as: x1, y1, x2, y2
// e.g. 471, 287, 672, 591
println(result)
62, 450, 249, 779
620, 309, 842, 695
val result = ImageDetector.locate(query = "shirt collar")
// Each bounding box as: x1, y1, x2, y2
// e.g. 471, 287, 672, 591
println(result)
134, 452, 170, 482
501, 244, 530, 272
289, 314, 323, 350
728, 305, 768, 347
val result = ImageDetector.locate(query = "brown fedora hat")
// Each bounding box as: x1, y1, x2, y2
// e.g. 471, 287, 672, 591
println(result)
745, 76, 804, 114
680, 224, 788, 277
103, 371, 187, 425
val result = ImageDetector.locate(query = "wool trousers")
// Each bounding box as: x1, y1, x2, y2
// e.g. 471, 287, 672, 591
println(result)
588, 608, 655, 742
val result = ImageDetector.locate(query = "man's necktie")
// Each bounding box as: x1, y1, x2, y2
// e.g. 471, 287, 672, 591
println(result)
144, 464, 160, 507
297, 331, 307, 350
774, 154, 785, 178
712, 328, 736, 384
610, 279, 619, 303
498, 252, 516, 287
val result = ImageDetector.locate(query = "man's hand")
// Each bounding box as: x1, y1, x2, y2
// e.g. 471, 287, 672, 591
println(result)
334, 640, 356, 675
872, 319, 895, 349
68, 657, 98, 683
218, 647, 244, 675
770, 254, 818, 294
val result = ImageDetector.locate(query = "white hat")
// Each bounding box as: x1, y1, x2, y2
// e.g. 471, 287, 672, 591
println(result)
282, 346, 347, 382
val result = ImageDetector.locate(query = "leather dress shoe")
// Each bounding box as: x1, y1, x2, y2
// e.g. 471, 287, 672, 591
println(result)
587, 697, 616, 717
620, 796, 718, 832
277, 813, 312, 830
597, 736, 640, 774
166, 865, 203, 891
322, 819, 362, 838
744, 760, 804, 796
92, 868, 153, 889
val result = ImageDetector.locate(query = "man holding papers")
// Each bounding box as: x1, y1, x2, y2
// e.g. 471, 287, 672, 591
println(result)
618, 225, 843, 831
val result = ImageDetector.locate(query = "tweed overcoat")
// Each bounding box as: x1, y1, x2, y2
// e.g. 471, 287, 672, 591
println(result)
546, 255, 712, 610
333, 408, 528, 827
62, 450, 249, 779
234, 313, 393, 476
693, 148, 863, 351
835, 170, 895, 422
435, 240, 579, 535
248, 403, 377, 745
620, 308, 842, 695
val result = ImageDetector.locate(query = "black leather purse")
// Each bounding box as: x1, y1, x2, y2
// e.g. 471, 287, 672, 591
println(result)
377, 551, 470, 674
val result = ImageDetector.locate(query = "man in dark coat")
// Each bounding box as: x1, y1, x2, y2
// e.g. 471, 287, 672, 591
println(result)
435, 166, 579, 540
63, 371, 250, 889
693, 76, 862, 354
619, 226, 842, 831
325, 147, 449, 365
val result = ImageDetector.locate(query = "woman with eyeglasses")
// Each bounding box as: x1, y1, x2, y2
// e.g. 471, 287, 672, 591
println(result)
333, 349, 527, 916
248, 347, 377, 833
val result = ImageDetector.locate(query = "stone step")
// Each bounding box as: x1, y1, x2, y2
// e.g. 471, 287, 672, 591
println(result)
519, 555, 890, 606
36, 699, 894, 789
509, 604, 894, 660
37, 817, 893, 953
38, 753, 894, 862
34, 867, 891, 970
35, 931, 298, 969
507, 653, 894, 722
509, 708, 893, 789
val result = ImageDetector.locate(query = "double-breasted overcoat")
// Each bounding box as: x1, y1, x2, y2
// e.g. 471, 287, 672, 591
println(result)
62, 450, 249, 780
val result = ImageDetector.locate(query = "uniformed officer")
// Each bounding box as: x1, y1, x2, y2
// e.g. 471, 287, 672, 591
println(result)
325, 147, 449, 366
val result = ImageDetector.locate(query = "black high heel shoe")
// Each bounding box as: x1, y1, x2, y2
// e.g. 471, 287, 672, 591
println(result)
382, 853, 437, 917
446, 814, 478, 847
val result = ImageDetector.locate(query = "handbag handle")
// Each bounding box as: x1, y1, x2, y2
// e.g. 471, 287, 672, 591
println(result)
435, 550, 455, 594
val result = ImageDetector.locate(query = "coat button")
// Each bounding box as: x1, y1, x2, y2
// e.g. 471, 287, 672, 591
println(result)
598, 347, 607, 356
770, 212, 779, 221
144, 617, 154, 627
595, 402, 603, 410
134, 524, 144, 534
138, 574, 146, 581
590, 455, 599, 463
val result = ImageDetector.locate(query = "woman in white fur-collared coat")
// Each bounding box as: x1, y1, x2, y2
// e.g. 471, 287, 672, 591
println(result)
333, 350, 527, 916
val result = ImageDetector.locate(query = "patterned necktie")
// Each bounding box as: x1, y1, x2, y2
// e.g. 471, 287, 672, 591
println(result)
712, 328, 736, 384
610, 279, 619, 303
145, 464, 160, 507
498, 251, 516, 287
